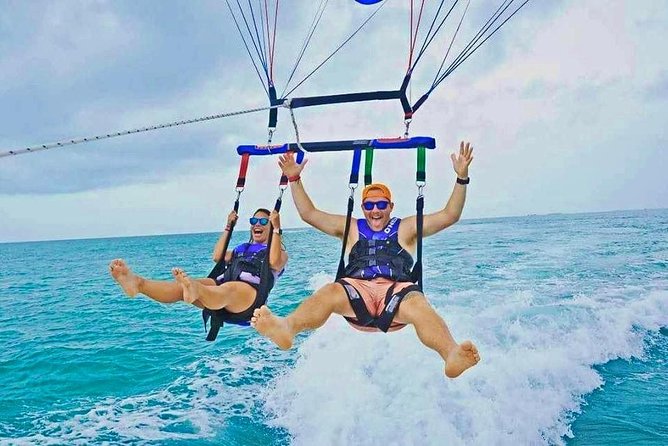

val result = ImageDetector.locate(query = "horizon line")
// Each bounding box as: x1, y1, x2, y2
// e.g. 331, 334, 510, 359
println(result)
1, 206, 666, 245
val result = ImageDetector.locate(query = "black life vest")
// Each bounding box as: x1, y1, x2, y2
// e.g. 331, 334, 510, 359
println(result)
203, 242, 277, 341
343, 217, 415, 282
216, 242, 275, 290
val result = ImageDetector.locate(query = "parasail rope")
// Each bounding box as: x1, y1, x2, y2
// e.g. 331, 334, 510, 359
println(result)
0, 104, 282, 159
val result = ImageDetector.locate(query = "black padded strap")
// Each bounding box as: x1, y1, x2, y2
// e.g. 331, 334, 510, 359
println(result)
268, 84, 279, 129
335, 196, 355, 281
412, 93, 430, 113
203, 309, 224, 342
338, 279, 375, 327
398, 73, 414, 118
202, 281, 265, 341
339, 279, 422, 332
207, 197, 241, 280
410, 195, 424, 290
289, 90, 403, 109
251, 192, 281, 309
375, 283, 422, 332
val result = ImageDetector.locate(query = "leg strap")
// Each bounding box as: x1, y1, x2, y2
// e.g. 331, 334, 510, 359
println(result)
338, 279, 422, 332
201, 283, 263, 341
338, 279, 376, 327
374, 283, 422, 333
202, 309, 224, 341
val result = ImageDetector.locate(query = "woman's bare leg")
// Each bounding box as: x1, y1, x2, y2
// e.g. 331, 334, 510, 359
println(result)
172, 268, 256, 312
110, 259, 214, 303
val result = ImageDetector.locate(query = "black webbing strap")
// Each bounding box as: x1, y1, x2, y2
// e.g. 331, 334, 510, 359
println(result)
335, 149, 361, 281
375, 283, 422, 332
341, 280, 422, 333
204, 194, 239, 339
208, 153, 250, 280
411, 147, 426, 289
203, 310, 223, 341
335, 195, 355, 281
399, 72, 414, 119
268, 83, 279, 130
261, 185, 284, 289
411, 195, 424, 290
412, 93, 430, 114
204, 173, 245, 340
339, 280, 376, 327
207, 194, 242, 281
289, 90, 403, 109
281, 85, 413, 122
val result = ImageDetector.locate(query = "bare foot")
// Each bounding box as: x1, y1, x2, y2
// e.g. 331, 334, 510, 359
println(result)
172, 268, 199, 304
251, 306, 293, 350
109, 259, 141, 297
444, 340, 480, 378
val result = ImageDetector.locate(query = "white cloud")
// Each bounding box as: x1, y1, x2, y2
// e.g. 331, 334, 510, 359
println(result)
0, 1, 137, 90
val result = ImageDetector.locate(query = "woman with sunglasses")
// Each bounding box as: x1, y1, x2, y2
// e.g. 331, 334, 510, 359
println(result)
109, 208, 287, 322
252, 141, 480, 379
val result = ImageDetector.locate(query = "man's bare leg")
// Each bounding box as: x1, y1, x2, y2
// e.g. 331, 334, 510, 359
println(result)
251, 282, 352, 350
396, 292, 480, 378
172, 268, 256, 312
109, 259, 214, 303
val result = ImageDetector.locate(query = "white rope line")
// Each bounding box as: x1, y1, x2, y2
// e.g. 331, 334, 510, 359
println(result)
0, 103, 284, 159
287, 99, 305, 152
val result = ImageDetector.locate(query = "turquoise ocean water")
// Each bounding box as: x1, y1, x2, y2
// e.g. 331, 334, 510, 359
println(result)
1, 209, 666, 445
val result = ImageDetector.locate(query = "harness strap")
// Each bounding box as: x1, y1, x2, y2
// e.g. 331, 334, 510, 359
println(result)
410, 146, 426, 289
203, 309, 224, 342
339, 279, 376, 327
375, 283, 421, 332
411, 194, 424, 289
339, 280, 422, 333
335, 196, 355, 281
203, 279, 267, 341
335, 151, 361, 281
256, 171, 287, 302
399, 73, 414, 120
207, 155, 249, 281
268, 83, 279, 134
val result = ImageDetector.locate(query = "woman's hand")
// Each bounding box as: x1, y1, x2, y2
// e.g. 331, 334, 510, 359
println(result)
226, 211, 238, 227
269, 210, 281, 229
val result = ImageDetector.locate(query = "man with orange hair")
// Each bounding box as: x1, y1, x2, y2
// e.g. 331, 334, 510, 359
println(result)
252, 141, 479, 378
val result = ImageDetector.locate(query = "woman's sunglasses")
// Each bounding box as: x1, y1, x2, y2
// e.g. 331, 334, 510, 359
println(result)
362, 200, 390, 211
249, 217, 269, 226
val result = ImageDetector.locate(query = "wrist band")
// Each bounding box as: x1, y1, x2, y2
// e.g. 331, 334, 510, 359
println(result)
224, 225, 232, 231
456, 177, 470, 185
288, 175, 301, 183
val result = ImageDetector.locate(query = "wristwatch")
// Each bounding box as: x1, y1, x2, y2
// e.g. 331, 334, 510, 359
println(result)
273, 228, 283, 235
456, 177, 470, 185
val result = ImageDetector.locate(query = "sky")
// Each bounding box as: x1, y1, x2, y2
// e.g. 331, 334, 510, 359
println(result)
1, 0, 666, 243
